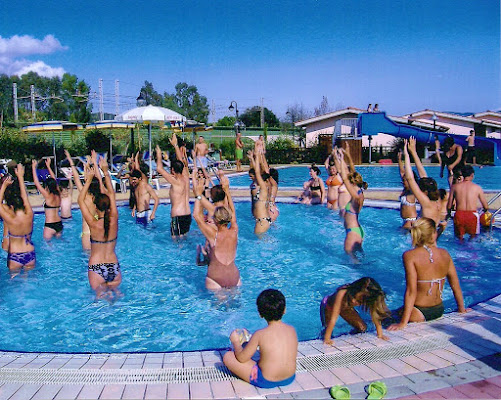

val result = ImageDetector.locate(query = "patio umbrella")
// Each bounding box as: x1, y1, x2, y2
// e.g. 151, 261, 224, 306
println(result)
22, 121, 81, 177
116, 105, 186, 180
85, 121, 135, 167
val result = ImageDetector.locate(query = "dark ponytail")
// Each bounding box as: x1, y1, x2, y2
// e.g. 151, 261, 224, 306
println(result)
94, 193, 111, 240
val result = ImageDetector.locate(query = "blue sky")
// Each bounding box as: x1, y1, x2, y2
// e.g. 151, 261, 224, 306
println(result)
0, 0, 499, 121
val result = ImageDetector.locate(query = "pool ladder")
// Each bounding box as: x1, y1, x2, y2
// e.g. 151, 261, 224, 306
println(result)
488, 191, 501, 232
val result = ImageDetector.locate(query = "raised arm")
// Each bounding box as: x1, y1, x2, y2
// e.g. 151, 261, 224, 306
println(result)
192, 177, 217, 241
99, 157, 117, 213
170, 134, 187, 171
0, 177, 14, 221
403, 141, 431, 207
247, 150, 255, 170
14, 164, 32, 214
31, 160, 49, 197
45, 158, 57, 181
219, 172, 237, 226
343, 143, 356, 172
156, 145, 178, 185
337, 150, 361, 201
407, 137, 427, 178
253, 153, 268, 196
78, 167, 98, 226
397, 150, 405, 179
65, 150, 83, 191
91, 150, 106, 194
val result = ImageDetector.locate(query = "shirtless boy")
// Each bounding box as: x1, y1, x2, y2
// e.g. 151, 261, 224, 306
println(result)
223, 289, 297, 388
194, 135, 209, 168
156, 137, 192, 238
447, 165, 489, 241
130, 169, 159, 225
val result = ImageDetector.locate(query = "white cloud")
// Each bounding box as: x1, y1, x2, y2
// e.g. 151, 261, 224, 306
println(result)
0, 34, 67, 78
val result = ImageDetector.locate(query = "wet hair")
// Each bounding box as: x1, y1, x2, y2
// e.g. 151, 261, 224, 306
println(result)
210, 185, 226, 203
310, 165, 321, 176
130, 169, 142, 179
44, 178, 59, 196
248, 168, 255, 176
348, 172, 368, 190
59, 179, 69, 189
418, 177, 439, 201
461, 165, 474, 178
4, 180, 24, 212
256, 289, 286, 322
438, 188, 447, 200
442, 137, 455, 152
261, 172, 270, 181
94, 193, 111, 240
88, 178, 101, 199
213, 206, 232, 226
171, 160, 184, 174
452, 169, 463, 184
269, 168, 279, 184
345, 277, 390, 323
410, 217, 436, 247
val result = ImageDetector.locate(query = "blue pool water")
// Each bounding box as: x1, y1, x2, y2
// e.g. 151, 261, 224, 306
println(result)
0, 203, 499, 353
229, 165, 501, 190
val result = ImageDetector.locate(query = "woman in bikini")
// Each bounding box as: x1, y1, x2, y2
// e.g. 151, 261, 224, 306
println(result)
298, 165, 325, 205
388, 218, 469, 330
0, 164, 35, 274
192, 170, 241, 290
324, 153, 343, 210
333, 148, 368, 257
397, 150, 417, 229
268, 168, 280, 222
321, 277, 390, 345
78, 157, 121, 297
32, 159, 62, 240
248, 151, 271, 235
403, 139, 445, 234
65, 150, 101, 251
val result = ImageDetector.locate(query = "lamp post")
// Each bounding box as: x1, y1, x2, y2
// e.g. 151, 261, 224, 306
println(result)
228, 101, 240, 134
432, 113, 437, 130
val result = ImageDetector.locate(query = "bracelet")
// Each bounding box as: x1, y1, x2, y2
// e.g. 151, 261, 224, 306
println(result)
196, 195, 202, 200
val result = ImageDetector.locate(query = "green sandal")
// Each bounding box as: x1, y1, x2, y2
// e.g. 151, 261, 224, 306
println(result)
366, 381, 387, 399
329, 385, 351, 399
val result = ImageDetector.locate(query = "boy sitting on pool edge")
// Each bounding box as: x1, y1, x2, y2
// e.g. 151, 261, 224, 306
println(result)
223, 289, 298, 388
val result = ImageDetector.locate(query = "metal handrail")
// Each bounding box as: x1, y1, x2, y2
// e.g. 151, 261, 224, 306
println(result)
488, 191, 501, 206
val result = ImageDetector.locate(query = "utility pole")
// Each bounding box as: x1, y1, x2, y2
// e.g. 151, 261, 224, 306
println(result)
99, 78, 104, 121
260, 97, 264, 128
13, 83, 18, 123
30, 85, 36, 121
115, 79, 120, 117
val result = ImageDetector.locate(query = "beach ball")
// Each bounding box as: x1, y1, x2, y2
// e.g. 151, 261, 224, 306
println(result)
480, 212, 494, 227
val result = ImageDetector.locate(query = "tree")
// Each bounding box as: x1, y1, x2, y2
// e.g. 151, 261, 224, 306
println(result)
215, 116, 236, 127
165, 82, 209, 123
140, 81, 163, 106
314, 96, 331, 116
284, 103, 311, 125
240, 106, 279, 128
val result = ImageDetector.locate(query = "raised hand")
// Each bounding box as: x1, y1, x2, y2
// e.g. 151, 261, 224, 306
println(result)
64, 149, 72, 162
15, 164, 25, 177
169, 133, 178, 147
2, 175, 13, 187
45, 158, 51, 168
99, 156, 109, 172
408, 136, 417, 153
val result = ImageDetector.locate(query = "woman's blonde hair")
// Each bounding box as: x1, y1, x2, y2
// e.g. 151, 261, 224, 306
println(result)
348, 172, 368, 190
410, 217, 436, 247
213, 206, 232, 226
345, 277, 390, 323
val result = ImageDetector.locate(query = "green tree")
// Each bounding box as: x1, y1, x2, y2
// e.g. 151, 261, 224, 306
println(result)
0, 74, 14, 123
240, 106, 279, 128
165, 82, 209, 123
215, 116, 236, 127
140, 81, 163, 106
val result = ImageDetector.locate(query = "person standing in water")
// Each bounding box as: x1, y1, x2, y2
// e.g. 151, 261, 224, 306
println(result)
156, 135, 192, 238
129, 169, 159, 225
235, 132, 244, 172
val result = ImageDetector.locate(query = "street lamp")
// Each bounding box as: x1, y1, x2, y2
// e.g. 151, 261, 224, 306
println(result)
228, 101, 240, 133
431, 113, 438, 130
136, 92, 147, 107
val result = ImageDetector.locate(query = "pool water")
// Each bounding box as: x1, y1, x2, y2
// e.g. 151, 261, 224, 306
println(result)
0, 203, 499, 353
228, 165, 501, 190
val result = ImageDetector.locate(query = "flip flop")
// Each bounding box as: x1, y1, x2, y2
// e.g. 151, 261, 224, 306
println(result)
366, 381, 387, 399
329, 385, 351, 399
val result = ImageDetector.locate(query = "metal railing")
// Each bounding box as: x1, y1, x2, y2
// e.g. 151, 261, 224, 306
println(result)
488, 191, 501, 232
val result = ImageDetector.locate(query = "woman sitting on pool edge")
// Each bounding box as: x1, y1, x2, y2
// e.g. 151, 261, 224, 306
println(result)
321, 277, 390, 345
192, 170, 241, 290
333, 148, 368, 257
297, 164, 325, 205
0, 164, 36, 274
388, 218, 470, 330
78, 156, 121, 297
32, 158, 63, 240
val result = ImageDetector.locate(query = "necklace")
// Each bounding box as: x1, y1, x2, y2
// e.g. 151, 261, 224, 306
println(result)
423, 245, 434, 263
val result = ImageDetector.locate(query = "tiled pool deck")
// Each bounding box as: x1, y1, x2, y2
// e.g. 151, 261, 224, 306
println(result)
0, 295, 498, 399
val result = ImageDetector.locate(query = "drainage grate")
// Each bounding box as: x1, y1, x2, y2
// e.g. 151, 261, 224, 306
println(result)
0, 333, 453, 385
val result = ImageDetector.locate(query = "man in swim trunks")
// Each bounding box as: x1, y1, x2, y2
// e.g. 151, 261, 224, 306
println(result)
466, 130, 477, 165
194, 135, 209, 168
235, 132, 244, 172
447, 165, 489, 242
156, 137, 192, 238
129, 169, 159, 225
223, 289, 297, 388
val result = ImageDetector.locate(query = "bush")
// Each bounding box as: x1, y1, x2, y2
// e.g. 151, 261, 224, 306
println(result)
85, 129, 111, 154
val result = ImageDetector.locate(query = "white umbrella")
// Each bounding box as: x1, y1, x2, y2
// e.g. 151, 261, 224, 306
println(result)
115, 105, 186, 180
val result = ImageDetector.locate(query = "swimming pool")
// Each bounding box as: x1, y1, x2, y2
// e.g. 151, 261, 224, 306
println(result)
229, 165, 501, 190
0, 203, 499, 353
